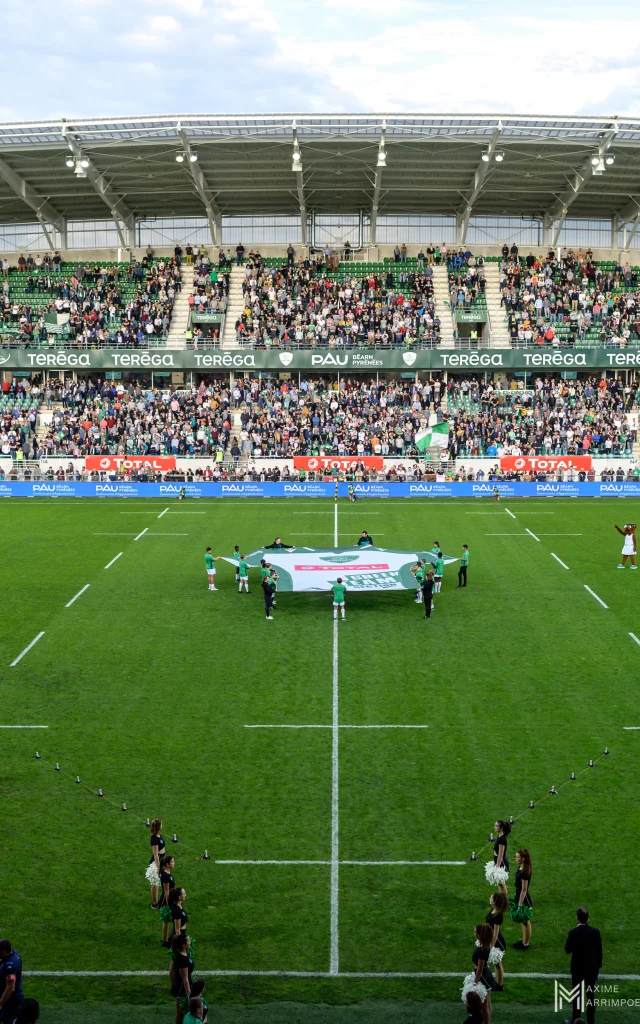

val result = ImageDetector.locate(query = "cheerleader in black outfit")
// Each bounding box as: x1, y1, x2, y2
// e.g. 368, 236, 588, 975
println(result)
472, 923, 495, 1023
169, 933, 193, 1024
511, 848, 533, 950
159, 855, 176, 948
168, 887, 188, 941
493, 820, 511, 895
190, 979, 208, 1023
146, 818, 165, 909
486, 892, 508, 990
462, 992, 484, 1024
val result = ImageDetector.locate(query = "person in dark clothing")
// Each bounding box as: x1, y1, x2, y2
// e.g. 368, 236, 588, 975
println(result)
356, 531, 373, 547
264, 537, 293, 550
0, 940, 23, 1024
421, 570, 435, 618
462, 990, 484, 1023
262, 574, 277, 619
15, 1001, 39, 1024
564, 908, 603, 1024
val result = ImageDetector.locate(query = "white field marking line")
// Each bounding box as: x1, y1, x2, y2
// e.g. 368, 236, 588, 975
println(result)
551, 552, 570, 570
0, 725, 48, 728
244, 724, 429, 729
629, 633, 640, 647
505, 507, 517, 519
334, 501, 338, 546
65, 584, 90, 608
134, 527, 148, 541
104, 552, 123, 570
10, 632, 45, 667
330, 614, 339, 975
215, 859, 464, 866
20, 970, 640, 981
157, 507, 170, 518
525, 527, 540, 542
623, 726, 640, 729
584, 585, 608, 609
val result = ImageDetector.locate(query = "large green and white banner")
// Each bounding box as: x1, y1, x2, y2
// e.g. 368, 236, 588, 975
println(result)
226, 546, 458, 593
2, 346, 640, 372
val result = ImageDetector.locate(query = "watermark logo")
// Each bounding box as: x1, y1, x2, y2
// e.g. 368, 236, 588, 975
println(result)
554, 980, 584, 1013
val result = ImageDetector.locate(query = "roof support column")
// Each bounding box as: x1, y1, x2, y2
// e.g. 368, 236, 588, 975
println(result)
291, 121, 308, 247
548, 122, 618, 248
0, 156, 66, 251
457, 122, 502, 245
62, 126, 135, 251
177, 125, 222, 247
370, 120, 386, 247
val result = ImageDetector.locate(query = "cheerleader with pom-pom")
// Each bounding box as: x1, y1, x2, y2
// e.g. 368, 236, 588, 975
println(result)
159, 854, 176, 948
462, 923, 495, 1023
492, 820, 510, 894
510, 848, 533, 950
145, 818, 165, 909
485, 892, 507, 991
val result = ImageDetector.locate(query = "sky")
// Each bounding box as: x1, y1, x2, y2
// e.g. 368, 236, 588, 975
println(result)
1, 0, 639, 120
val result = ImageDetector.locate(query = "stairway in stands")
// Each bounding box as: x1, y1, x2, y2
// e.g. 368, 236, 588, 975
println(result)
222, 266, 245, 347
165, 263, 191, 349
484, 262, 510, 346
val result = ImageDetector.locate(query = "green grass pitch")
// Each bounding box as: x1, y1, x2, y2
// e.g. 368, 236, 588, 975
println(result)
2, 496, 640, 1022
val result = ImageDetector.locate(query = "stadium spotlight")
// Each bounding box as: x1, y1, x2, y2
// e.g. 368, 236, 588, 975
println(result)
74, 159, 87, 178
80, 157, 89, 168
605, 154, 615, 165
481, 151, 490, 162
377, 145, 387, 168
494, 151, 504, 162
189, 151, 198, 163
591, 155, 601, 167
65, 156, 74, 168
175, 152, 185, 163
292, 144, 302, 173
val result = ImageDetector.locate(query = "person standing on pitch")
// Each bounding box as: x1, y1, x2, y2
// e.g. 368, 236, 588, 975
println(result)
238, 555, 250, 593
564, 908, 602, 1024
421, 569, 435, 619
433, 551, 445, 593
262, 571, 276, 620
410, 559, 426, 603
205, 548, 220, 591
331, 578, 347, 620
232, 545, 241, 583
348, 483, 356, 502
0, 939, 24, 1024
615, 523, 637, 569
458, 545, 469, 588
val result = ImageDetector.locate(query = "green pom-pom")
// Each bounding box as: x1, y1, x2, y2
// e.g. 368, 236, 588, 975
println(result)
509, 897, 533, 923
160, 906, 172, 923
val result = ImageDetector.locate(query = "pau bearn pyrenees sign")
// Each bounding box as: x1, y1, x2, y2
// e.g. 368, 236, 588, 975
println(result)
3, 347, 640, 371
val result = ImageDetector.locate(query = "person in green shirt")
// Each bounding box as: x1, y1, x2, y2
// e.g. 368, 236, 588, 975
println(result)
430, 540, 441, 556
238, 555, 250, 593
183, 995, 205, 1022
433, 553, 445, 593
410, 559, 426, 604
331, 578, 347, 620
260, 560, 277, 606
457, 544, 469, 588
205, 547, 220, 591
233, 545, 241, 582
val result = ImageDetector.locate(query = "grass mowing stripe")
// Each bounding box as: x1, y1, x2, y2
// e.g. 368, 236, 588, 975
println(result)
551, 553, 570, 570
134, 528, 148, 541
10, 631, 45, 666
20, 970, 640, 980
65, 584, 90, 608
244, 725, 430, 729
525, 528, 540, 542
331, 615, 340, 975
104, 552, 123, 570
584, 585, 608, 609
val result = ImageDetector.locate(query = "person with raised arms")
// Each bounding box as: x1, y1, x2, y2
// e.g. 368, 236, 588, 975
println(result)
356, 530, 373, 547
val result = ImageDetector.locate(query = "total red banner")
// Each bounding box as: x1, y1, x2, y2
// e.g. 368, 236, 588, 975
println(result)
500, 455, 592, 472
85, 456, 177, 472
293, 456, 384, 471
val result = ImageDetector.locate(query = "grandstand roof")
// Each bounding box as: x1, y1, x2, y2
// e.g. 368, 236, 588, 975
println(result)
0, 114, 640, 227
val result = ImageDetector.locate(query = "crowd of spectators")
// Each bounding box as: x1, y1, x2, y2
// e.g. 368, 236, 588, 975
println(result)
232, 248, 441, 348
0, 250, 180, 348
447, 375, 638, 458
500, 246, 640, 346
27, 378, 232, 459
189, 253, 230, 314
448, 252, 486, 313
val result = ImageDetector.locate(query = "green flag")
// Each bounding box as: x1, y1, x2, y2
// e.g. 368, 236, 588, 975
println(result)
415, 421, 449, 452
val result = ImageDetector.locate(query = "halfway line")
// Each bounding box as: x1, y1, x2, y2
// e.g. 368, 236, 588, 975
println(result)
551, 553, 569, 570
104, 552, 123, 570
0, 725, 48, 728
10, 632, 45, 667
134, 528, 148, 541
330, 616, 339, 975
244, 724, 429, 729
26, 970, 640, 981
525, 528, 540, 542
584, 585, 608, 609
65, 584, 90, 608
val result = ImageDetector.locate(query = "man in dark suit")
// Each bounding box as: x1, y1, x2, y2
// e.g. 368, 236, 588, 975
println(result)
564, 907, 602, 1023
